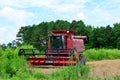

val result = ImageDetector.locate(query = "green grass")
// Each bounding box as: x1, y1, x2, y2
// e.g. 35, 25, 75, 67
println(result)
83, 49, 120, 61
0, 45, 37, 80
48, 63, 90, 80
0, 46, 120, 80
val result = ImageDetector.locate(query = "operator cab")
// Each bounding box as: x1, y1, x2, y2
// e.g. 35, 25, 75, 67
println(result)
50, 36, 66, 49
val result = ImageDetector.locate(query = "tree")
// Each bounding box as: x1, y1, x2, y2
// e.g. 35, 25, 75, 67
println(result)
16, 20, 120, 49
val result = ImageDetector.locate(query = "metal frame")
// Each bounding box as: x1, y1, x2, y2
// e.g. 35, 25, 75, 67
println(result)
18, 48, 73, 56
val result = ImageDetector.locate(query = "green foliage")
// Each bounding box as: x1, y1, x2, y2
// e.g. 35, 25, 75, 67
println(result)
113, 75, 120, 80
15, 20, 91, 49
84, 49, 120, 61
0, 47, 28, 79
0, 47, 3, 57
48, 63, 90, 80
0, 46, 41, 80
16, 20, 120, 49
1, 46, 120, 80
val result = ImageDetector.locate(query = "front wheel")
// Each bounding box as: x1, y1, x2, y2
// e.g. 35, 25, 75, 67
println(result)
79, 55, 86, 65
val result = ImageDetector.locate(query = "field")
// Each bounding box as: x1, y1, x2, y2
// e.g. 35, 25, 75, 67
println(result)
88, 59, 120, 78
0, 46, 120, 80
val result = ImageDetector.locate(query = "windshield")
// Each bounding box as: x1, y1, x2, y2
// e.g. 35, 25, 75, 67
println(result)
50, 36, 66, 49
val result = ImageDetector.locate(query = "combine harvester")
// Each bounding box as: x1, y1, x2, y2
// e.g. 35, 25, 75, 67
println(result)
18, 30, 86, 66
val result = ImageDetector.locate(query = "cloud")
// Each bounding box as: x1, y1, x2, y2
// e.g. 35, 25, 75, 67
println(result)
50, 0, 91, 13
0, 0, 56, 8
0, 26, 16, 44
0, 27, 6, 43
0, 7, 34, 44
0, 0, 91, 13
0, 6, 34, 25
84, 0, 120, 26
52, 4, 77, 13
0, 0, 23, 8
74, 12, 87, 20
91, 7, 111, 20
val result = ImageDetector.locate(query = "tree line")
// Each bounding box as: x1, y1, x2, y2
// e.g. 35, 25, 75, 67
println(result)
3, 20, 120, 50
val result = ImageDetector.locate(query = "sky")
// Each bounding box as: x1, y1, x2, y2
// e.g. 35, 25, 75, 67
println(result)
0, 0, 120, 44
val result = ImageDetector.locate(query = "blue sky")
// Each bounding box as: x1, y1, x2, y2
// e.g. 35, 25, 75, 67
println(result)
0, 0, 120, 44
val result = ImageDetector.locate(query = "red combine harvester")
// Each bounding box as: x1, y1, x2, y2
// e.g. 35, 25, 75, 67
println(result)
18, 30, 86, 66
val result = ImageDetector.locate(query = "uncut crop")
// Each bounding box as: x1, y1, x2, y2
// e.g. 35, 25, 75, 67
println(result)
0, 45, 46, 80
0, 47, 28, 79
84, 49, 120, 61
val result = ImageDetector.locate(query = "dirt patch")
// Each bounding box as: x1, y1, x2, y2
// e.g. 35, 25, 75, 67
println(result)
35, 59, 120, 78
33, 66, 63, 74
33, 68, 58, 74
40, 68, 62, 74
88, 59, 120, 78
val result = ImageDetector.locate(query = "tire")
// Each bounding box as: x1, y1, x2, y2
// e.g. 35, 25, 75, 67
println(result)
79, 55, 86, 65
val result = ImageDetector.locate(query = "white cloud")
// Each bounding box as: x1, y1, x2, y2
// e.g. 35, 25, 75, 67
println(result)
0, 7, 34, 44
51, 0, 91, 12
0, 28, 6, 43
0, 0, 23, 8
85, 5, 120, 26
0, 6, 34, 25
53, 4, 77, 13
0, 26, 16, 44
74, 12, 87, 20
91, 7, 111, 20
0, 0, 57, 9
0, 0, 91, 13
